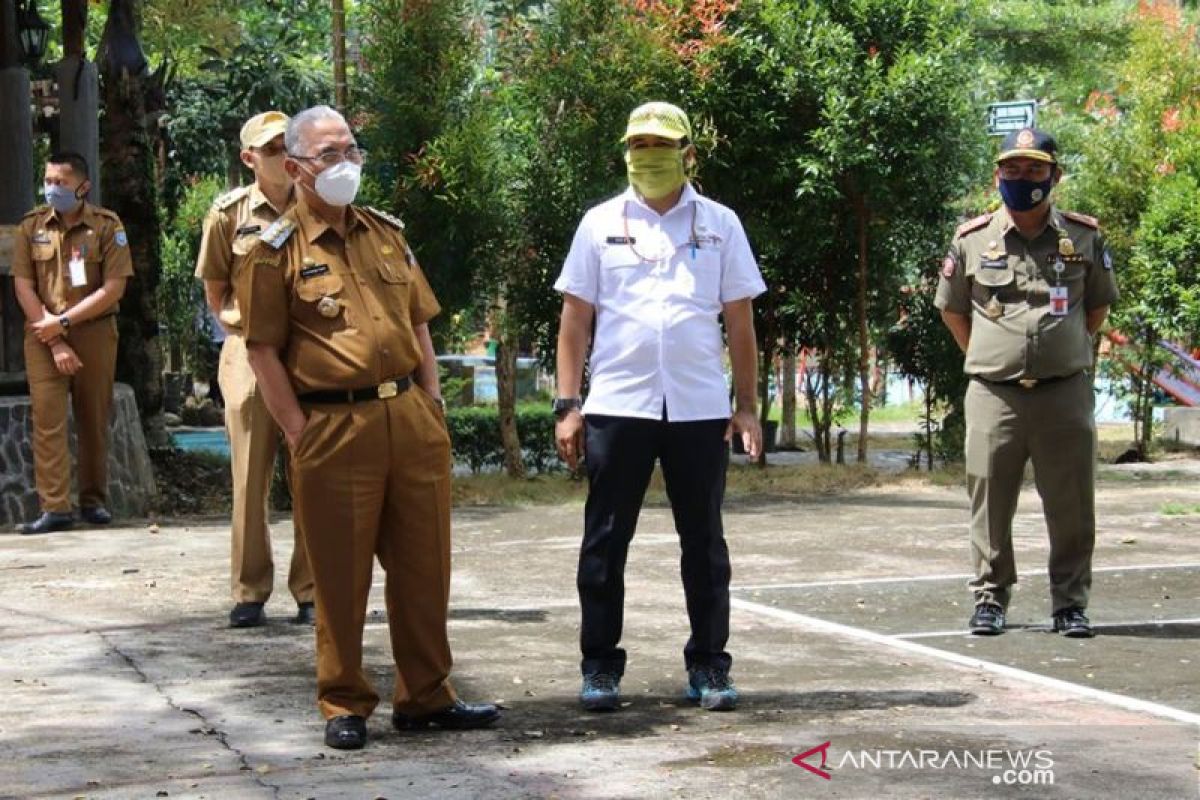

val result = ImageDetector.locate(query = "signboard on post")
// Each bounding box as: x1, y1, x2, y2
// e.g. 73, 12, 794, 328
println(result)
987, 100, 1037, 136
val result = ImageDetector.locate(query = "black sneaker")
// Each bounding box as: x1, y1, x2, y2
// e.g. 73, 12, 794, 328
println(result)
686, 666, 738, 711
968, 603, 1005, 635
579, 672, 620, 712
1052, 607, 1094, 638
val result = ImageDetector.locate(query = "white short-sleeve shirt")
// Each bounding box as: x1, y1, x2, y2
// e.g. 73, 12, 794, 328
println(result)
554, 184, 766, 421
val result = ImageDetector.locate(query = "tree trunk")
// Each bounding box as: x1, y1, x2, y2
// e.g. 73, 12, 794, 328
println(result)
332, 0, 348, 111
803, 355, 831, 463
99, 0, 166, 445
780, 346, 796, 448
494, 294, 525, 478
852, 190, 872, 463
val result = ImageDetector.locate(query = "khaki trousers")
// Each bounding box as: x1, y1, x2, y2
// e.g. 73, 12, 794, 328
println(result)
964, 372, 1096, 612
24, 317, 118, 512
290, 385, 456, 720
219, 334, 313, 604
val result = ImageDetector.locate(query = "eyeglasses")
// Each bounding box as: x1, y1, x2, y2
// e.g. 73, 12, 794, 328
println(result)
254, 142, 286, 158
290, 146, 366, 167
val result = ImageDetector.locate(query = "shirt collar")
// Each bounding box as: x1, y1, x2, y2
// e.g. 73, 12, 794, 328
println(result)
295, 196, 362, 243
45, 201, 99, 231
622, 182, 698, 217
994, 203, 1058, 241
249, 182, 293, 216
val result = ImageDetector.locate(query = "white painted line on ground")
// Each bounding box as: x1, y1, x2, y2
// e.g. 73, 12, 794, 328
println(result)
731, 597, 1200, 728
735, 562, 1200, 592
892, 617, 1200, 640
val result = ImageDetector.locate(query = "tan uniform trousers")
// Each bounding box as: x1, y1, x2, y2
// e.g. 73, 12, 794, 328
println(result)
964, 371, 1096, 612
219, 333, 313, 604
24, 317, 118, 512
290, 384, 457, 720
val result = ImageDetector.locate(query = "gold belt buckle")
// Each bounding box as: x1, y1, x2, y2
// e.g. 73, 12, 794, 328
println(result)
377, 380, 399, 400
1018, 378, 1038, 389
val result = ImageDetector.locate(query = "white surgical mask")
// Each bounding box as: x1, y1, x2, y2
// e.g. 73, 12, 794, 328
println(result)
311, 161, 361, 207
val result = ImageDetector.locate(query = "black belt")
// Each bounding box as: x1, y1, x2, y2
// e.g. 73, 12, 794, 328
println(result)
298, 375, 412, 404
972, 373, 1078, 389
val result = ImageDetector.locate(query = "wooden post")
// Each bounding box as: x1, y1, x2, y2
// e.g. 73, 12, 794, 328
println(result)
57, 0, 102, 204
332, 0, 347, 111
0, 0, 33, 387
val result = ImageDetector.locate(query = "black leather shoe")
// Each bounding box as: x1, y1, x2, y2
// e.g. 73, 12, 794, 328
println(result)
17, 511, 74, 535
1053, 607, 1094, 638
294, 602, 316, 625
229, 602, 266, 628
324, 715, 367, 750
968, 603, 1006, 635
392, 700, 501, 731
80, 506, 113, 525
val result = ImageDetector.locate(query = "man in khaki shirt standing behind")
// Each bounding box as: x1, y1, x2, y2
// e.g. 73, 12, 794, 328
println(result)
195, 112, 314, 628
12, 152, 132, 534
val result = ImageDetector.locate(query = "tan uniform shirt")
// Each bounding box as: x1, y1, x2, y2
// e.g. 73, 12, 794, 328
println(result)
237, 200, 440, 395
195, 183, 292, 331
11, 203, 134, 314
935, 206, 1119, 382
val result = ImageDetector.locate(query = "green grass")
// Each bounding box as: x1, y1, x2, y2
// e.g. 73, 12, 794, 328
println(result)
767, 400, 924, 427
1160, 501, 1200, 516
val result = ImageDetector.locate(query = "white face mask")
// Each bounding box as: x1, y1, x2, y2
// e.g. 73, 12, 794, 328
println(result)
310, 161, 361, 207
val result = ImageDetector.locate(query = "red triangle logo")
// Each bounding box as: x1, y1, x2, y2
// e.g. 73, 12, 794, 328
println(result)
792, 741, 832, 780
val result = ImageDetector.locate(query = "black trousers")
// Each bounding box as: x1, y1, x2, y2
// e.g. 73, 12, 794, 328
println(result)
578, 414, 732, 677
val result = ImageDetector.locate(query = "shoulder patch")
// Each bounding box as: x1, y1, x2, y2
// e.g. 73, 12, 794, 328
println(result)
213, 186, 250, 211
364, 206, 405, 230
1060, 210, 1099, 229
259, 217, 296, 249
954, 213, 992, 238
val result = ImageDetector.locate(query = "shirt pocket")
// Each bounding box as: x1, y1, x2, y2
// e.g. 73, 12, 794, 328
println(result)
686, 248, 722, 302
376, 261, 411, 321
971, 258, 1018, 305
598, 246, 643, 294
292, 271, 350, 332
230, 235, 257, 279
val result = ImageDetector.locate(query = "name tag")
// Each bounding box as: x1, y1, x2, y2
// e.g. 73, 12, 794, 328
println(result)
980, 258, 1007, 270
68, 248, 87, 287
236, 224, 262, 236
605, 236, 635, 245
300, 263, 331, 279
32, 233, 51, 244
1049, 286, 1069, 316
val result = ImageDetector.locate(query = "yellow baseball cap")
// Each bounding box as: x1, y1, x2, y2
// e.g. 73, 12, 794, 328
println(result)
621, 101, 692, 142
240, 111, 289, 149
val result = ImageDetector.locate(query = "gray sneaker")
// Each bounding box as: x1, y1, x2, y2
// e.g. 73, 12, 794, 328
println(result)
580, 672, 620, 712
686, 667, 738, 711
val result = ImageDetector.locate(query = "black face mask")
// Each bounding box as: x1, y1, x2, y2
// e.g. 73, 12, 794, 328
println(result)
999, 176, 1054, 212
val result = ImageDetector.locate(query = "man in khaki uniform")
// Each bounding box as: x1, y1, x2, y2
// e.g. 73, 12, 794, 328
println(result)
196, 111, 315, 628
936, 128, 1119, 638
11, 152, 132, 534
237, 105, 499, 750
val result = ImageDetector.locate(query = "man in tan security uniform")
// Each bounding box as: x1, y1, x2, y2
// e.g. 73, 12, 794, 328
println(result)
237, 105, 499, 750
11, 152, 132, 534
196, 111, 315, 628
937, 128, 1118, 639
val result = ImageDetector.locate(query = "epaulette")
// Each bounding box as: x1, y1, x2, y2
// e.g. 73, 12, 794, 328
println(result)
21, 206, 47, 220
955, 213, 992, 238
364, 206, 405, 230
259, 216, 296, 249
1061, 210, 1099, 229
92, 206, 122, 222
212, 186, 250, 212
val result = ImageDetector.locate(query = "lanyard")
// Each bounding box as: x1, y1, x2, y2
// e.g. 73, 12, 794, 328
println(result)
622, 201, 698, 263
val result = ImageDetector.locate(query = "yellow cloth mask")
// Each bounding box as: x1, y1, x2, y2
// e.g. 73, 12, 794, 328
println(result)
625, 147, 686, 200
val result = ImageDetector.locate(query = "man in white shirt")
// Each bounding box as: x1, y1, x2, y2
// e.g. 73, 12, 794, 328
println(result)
553, 101, 766, 713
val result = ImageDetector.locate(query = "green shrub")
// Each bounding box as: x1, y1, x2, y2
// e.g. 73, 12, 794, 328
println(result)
445, 404, 562, 474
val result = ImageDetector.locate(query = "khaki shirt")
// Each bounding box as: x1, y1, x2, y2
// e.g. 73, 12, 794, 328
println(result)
935, 205, 1119, 381
11, 203, 134, 315
237, 199, 440, 395
195, 183, 293, 331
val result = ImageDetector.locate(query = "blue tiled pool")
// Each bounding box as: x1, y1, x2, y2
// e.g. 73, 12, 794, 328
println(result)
172, 429, 230, 457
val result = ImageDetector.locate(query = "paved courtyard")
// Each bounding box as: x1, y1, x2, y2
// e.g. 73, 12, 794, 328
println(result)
1, 458, 1197, 798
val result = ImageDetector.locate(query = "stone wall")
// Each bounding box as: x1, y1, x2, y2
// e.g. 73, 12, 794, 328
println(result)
1163, 407, 1200, 448
0, 383, 156, 526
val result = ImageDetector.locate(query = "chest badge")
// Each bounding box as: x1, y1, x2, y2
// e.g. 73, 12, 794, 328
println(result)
316, 296, 341, 319
984, 296, 1004, 320
1058, 237, 1075, 256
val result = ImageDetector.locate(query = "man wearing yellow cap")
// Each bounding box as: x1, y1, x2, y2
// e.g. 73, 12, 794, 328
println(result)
196, 111, 314, 628
936, 127, 1118, 639
553, 101, 766, 712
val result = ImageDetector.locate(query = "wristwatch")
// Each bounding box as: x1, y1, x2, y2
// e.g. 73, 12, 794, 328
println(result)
552, 397, 583, 419
59, 314, 71, 331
